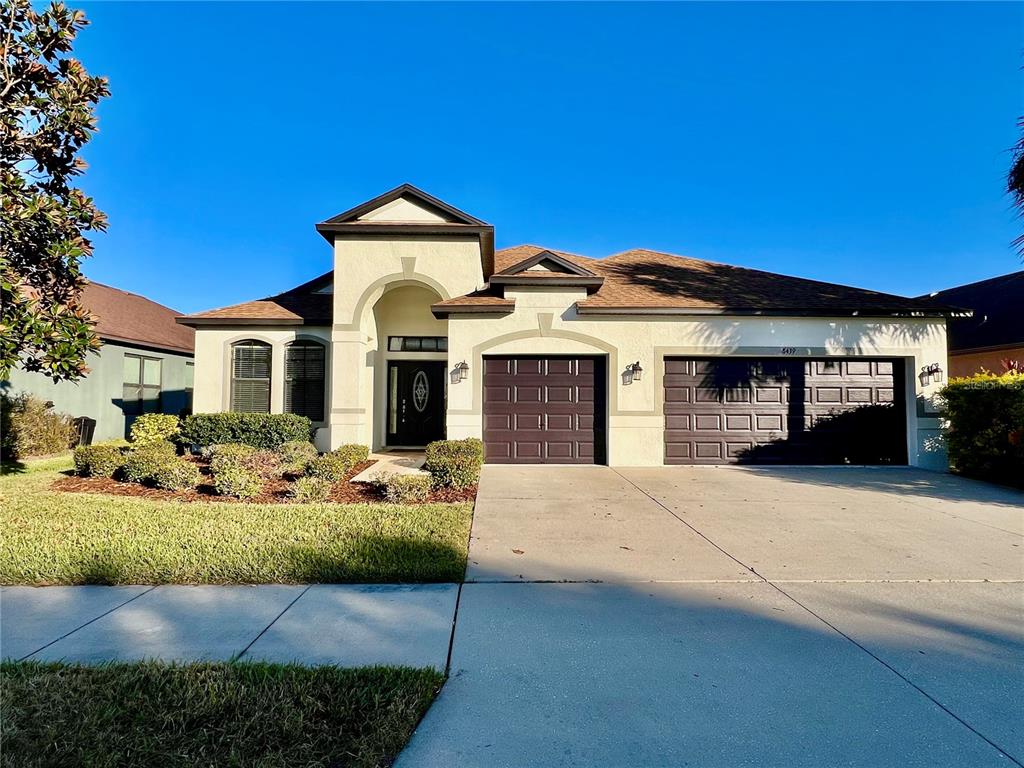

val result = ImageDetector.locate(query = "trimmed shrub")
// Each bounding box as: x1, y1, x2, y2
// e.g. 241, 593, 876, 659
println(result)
0, 392, 75, 460
73, 442, 127, 478
180, 413, 312, 450
289, 475, 332, 503
122, 441, 178, 484
378, 473, 432, 504
212, 463, 263, 499
940, 372, 1024, 486
277, 440, 319, 475
424, 438, 484, 489
306, 444, 369, 482
208, 444, 280, 478
129, 414, 180, 445
152, 459, 202, 491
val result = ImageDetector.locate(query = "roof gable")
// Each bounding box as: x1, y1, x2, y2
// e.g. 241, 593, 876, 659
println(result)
319, 183, 488, 227
82, 282, 194, 354
496, 249, 599, 277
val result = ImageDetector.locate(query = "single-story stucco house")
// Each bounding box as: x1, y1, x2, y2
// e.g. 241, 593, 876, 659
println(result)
924, 270, 1023, 378
177, 184, 954, 469
5, 282, 195, 443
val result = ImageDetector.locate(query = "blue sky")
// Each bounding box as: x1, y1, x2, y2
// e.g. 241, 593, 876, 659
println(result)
74, 1, 1021, 314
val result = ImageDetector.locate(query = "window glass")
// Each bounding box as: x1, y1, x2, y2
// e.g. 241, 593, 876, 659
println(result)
284, 341, 325, 422
123, 355, 140, 384
386, 336, 447, 352
231, 341, 272, 413
184, 362, 195, 391
143, 358, 162, 386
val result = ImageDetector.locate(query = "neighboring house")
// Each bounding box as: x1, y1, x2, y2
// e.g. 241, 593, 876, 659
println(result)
4, 282, 195, 443
923, 271, 1023, 378
178, 184, 954, 468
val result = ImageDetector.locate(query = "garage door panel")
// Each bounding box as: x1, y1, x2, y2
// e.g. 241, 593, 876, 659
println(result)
665, 357, 906, 465
484, 356, 605, 464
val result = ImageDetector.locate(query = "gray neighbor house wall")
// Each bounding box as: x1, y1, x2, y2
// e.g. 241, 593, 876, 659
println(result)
4, 341, 194, 443
2, 281, 196, 443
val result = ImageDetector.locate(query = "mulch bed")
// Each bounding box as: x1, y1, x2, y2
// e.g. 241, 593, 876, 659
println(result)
51, 459, 477, 505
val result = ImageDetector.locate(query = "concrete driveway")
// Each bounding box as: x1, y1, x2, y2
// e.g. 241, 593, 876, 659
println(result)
398, 465, 1024, 768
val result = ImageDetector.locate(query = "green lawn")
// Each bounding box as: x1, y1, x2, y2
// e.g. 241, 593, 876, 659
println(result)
0, 458, 473, 585
1, 661, 443, 768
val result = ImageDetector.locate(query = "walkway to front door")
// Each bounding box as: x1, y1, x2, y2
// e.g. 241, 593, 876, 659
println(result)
386, 360, 446, 446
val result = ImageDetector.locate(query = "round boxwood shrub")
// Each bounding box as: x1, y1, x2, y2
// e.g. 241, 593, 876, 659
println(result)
212, 463, 263, 499
289, 475, 332, 503
129, 414, 181, 446
73, 442, 127, 478
277, 440, 319, 475
424, 438, 484, 489
378, 473, 432, 504
122, 441, 178, 484
152, 459, 202, 491
305, 444, 369, 483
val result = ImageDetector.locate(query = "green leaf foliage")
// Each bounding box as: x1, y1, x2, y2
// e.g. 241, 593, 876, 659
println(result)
180, 413, 312, 450
306, 444, 369, 482
379, 473, 433, 504
277, 439, 318, 475
129, 413, 180, 445
1, 1, 110, 381
424, 438, 484, 489
121, 441, 178, 485
0, 391, 76, 459
151, 460, 202, 492
289, 474, 332, 503
73, 441, 125, 478
940, 371, 1024, 486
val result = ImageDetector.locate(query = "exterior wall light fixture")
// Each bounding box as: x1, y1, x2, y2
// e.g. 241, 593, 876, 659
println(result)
622, 361, 643, 385
451, 360, 470, 384
919, 362, 943, 386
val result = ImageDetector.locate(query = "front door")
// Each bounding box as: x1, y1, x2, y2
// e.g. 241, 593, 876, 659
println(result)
387, 361, 446, 446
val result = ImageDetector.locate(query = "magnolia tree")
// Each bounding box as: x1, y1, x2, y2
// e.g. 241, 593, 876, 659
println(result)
1, 0, 108, 381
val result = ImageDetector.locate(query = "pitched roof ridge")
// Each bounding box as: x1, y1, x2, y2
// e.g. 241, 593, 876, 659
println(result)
602, 247, 924, 303
927, 269, 1024, 297
498, 244, 595, 261
85, 280, 183, 314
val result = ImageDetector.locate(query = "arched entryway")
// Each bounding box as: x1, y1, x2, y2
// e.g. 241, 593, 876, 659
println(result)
371, 283, 448, 449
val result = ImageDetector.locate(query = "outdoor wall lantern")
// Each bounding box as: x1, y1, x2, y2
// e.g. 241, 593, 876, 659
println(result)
451, 360, 470, 384
919, 362, 943, 386
622, 361, 643, 385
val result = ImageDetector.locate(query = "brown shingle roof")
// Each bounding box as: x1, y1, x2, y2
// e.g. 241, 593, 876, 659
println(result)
431, 291, 515, 315
486, 246, 949, 316
83, 282, 194, 354
177, 272, 333, 326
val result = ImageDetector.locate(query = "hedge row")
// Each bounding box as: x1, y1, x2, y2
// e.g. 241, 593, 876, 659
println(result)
179, 413, 313, 450
940, 372, 1024, 487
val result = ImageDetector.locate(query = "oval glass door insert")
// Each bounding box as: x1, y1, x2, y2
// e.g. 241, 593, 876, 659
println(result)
412, 370, 429, 412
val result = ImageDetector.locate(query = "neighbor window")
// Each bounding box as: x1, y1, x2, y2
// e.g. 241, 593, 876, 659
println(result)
123, 354, 162, 415
387, 336, 448, 352
231, 340, 272, 413
284, 340, 326, 422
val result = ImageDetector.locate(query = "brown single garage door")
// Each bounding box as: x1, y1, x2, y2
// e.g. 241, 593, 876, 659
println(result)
483, 356, 606, 464
664, 358, 906, 465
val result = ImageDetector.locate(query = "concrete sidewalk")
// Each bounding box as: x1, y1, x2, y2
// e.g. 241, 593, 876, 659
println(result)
1, 583, 457, 669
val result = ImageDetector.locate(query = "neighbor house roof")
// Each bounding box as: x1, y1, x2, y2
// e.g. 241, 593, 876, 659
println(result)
83, 282, 195, 354
433, 245, 954, 317
923, 271, 1023, 352
176, 272, 334, 327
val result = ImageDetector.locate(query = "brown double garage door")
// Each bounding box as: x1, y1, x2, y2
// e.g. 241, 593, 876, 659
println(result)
664, 357, 907, 465
483, 356, 606, 464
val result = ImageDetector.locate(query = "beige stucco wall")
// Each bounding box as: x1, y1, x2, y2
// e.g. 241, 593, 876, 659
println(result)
191, 326, 333, 449
445, 286, 949, 469
328, 234, 483, 449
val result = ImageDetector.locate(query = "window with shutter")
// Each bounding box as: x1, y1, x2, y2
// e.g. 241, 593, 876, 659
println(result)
231, 341, 272, 413
285, 340, 326, 421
